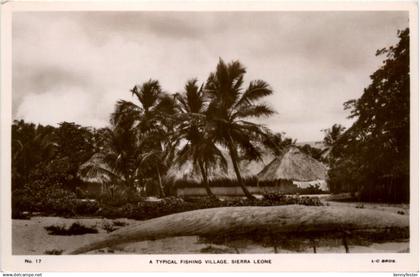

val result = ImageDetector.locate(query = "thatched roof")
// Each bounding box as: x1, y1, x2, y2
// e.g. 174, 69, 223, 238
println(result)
78, 153, 114, 184
165, 160, 230, 183
165, 149, 274, 182
235, 153, 273, 178
257, 147, 328, 182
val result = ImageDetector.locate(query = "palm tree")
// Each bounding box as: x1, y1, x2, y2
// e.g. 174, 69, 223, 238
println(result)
204, 59, 275, 199
322, 124, 346, 147
78, 127, 139, 190
12, 120, 57, 189
111, 79, 177, 197
174, 79, 227, 199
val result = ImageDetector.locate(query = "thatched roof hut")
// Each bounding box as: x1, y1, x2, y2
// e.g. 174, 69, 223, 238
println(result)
165, 149, 274, 182
78, 153, 114, 184
165, 160, 230, 183
257, 147, 328, 182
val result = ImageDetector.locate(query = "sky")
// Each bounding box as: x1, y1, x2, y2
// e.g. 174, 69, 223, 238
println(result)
12, 11, 409, 142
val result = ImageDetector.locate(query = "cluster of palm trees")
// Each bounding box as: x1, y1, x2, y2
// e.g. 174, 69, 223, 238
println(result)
83, 59, 282, 200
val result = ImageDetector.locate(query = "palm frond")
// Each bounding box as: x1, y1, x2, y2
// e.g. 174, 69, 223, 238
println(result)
235, 80, 273, 109
131, 79, 162, 112
232, 104, 275, 119
184, 79, 205, 113
110, 100, 142, 127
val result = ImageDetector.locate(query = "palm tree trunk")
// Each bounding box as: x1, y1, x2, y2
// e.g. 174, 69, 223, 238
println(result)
198, 160, 217, 200
226, 137, 255, 200
156, 166, 165, 198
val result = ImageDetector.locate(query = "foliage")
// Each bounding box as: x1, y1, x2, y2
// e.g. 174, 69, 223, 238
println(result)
322, 124, 346, 148
328, 29, 410, 202
97, 195, 323, 220
298, 184, 328, 195
45, 222, 98, 235
12, 120, 57, 190
96, 187, 144, 207
297, 144, 326, 162
263, 193, 323, 206
173, 79, 228, 198
173, 176, 293, 188
12, 120, 96, 195
12, 180, 99, 218
204, 59, 279, 199
110, 79, 178, 197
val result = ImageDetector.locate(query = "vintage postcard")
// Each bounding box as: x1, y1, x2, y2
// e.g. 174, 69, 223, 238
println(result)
1, 0, 419, 272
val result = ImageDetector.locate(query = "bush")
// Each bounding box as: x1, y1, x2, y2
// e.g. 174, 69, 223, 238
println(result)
96, 187, 145, 207
12, 182, 78, 217
73, 199, 100, 215
263, 193, 323, 206
174, 177, 293, 188
45, 222, 98, 235
12, 180, 100, 218
95, 195, 323, 220
12, 179, 324, 221
297, 184, 327, 195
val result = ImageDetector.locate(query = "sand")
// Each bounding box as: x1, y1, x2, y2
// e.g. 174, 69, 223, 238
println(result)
12, 200, 409, 255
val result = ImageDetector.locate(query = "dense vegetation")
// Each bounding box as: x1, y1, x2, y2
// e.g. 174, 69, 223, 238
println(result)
12, 59, 292, 218
11, 29, 411, 219
327, 28, 410, 202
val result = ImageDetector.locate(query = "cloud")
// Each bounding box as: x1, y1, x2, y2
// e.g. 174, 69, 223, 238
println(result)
16, 87, 108, 127
12, 11, 409, 141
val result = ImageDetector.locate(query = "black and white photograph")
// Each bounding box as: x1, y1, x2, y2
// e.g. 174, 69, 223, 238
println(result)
1, 1, 418, 273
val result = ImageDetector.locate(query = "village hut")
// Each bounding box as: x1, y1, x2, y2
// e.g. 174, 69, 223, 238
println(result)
78, 153, 114, 196
257, 147, 329, 191
167, 150, 276, 197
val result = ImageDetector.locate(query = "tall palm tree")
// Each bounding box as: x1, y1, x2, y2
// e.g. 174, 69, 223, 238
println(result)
111, 79, 177, 197
204, 59, 275, 199
174, 79, 227, 199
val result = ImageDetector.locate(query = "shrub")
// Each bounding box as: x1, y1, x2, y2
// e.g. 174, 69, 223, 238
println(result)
297, 196, 323, 206
45, 222, 98, 235
297, 184, 327, 195
12, 182, 78, 217
94, 195, 324, 220
11, 209, 31, 220
96, 187, 145, 207
263, 193, 323, 206
73, 199, 100, 215
174, 177, 293, 188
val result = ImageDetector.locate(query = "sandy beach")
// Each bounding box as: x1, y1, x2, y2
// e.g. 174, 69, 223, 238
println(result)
12, 200, 409, 255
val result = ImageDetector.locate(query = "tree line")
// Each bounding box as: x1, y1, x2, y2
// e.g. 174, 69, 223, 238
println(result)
326, 28, 410, 202
13, 59, 289, 200
12, 28, 410, 203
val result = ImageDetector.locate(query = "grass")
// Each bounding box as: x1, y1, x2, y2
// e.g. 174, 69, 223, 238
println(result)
45, 222, 98, 236
44, 249, 63, 255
